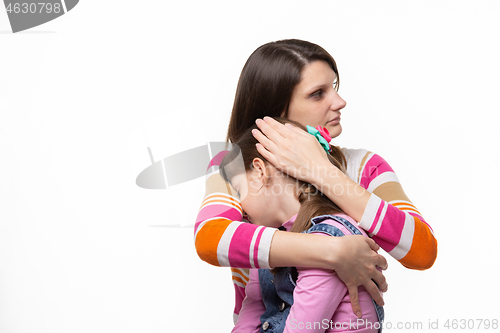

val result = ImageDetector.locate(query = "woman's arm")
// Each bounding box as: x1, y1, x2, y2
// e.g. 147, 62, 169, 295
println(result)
195, 151, 385, 271
252, 117, 437, 270
347, 150, 437, 269
194, 151, 387, 315
194, 151, 275, 269
231, 270, 264, 333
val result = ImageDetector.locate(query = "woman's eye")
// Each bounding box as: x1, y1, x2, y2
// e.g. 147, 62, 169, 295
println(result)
310, 90, 324, 99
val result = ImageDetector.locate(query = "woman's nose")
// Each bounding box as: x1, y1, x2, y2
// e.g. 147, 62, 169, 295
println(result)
330, 90, 347, 111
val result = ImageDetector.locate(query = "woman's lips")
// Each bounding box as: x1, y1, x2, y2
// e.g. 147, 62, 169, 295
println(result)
327, 116, 341, 125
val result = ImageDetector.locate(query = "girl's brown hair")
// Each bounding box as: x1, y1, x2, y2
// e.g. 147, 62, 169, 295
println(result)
227, 39, 340, 144
220, 117, 346, 234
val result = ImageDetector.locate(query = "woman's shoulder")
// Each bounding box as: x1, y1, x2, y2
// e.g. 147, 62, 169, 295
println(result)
340, 147, 371, 183
340, 147, 381, 163
340, 147, 393, 184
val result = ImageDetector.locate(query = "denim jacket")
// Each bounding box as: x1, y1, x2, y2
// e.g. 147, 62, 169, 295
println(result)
257, 214, 384, 333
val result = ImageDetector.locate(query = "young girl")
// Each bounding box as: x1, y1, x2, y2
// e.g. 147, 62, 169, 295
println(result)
220, 118, 384, 333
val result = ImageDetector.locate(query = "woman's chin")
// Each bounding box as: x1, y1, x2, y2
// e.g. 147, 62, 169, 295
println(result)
326, 123, 342, 139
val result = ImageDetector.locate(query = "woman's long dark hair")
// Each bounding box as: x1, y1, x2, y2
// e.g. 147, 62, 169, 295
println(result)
220, 117, 346, 235
227, 39, 340, 144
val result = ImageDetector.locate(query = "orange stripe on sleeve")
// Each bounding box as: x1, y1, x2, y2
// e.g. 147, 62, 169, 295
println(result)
232, 268, 249, 282
400, 216, 438, 270
232, 276, 247, 286
195, 218, 232, 266
391, 202, 422, 216
201, 197, 242, 211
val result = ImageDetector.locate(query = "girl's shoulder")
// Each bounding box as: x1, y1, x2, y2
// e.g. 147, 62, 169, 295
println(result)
309, 213, 369, 237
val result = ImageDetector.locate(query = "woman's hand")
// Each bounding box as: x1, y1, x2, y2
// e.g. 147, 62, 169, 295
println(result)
269, 231, 388, 318
252, 117, 330, 183
330, 236, 388, 317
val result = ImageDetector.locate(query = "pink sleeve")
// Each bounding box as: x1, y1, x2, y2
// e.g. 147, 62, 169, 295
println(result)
357, 152, 437, 270
283, 218, 348, 333
232, 269, 264, 333
284, 267, 345, 333
284, 217, 379, 333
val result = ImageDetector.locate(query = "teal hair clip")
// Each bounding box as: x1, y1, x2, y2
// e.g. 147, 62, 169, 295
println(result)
306, 125, 332, 153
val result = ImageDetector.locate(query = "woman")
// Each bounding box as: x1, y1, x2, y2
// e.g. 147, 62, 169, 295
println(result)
194, 39, 437, 321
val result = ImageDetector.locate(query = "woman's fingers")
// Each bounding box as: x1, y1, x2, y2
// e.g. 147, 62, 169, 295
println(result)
346, 285, 362, 318
366, 238, 389, 272
255, 143, 279, 167
254, 118, 288, 148
373, 265, 388, 293
284, 121, 310, 136
251, 128, 278, 153
332, 236, 387, 317
260, 117, 295, 139
348, 278, 386, 316
365, 276, 385, 307
252, 117, 330, 183
365, 239, 389, 292
365, 237, 380, 252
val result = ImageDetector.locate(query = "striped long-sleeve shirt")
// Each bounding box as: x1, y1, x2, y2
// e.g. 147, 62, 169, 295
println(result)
194, 148, 437, 320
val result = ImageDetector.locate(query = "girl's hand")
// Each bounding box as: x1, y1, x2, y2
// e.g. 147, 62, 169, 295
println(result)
331, 236, 388, 317
252, 117, 330, 183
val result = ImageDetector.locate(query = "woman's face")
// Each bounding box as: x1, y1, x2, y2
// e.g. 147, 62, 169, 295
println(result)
286, 60, 347, 139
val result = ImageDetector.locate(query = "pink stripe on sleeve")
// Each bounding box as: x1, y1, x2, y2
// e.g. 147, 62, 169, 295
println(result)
196, 204, 242, 226
371, 204, 405, 252
368, 201, 385, 233
228, 224, 261, 268
360, 154, 394, 189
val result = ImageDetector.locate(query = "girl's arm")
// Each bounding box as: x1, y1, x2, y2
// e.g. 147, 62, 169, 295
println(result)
253, 117, 437, 270
284, 267, 344, 333
284, 218, 381, 331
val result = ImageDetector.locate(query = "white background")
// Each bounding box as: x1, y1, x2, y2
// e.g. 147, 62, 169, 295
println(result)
1, 1, 500, 332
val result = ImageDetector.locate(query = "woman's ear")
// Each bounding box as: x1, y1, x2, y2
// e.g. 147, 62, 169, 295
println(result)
251, 158, 270, 185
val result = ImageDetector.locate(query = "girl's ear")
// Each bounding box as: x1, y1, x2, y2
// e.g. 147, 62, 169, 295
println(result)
251, 158, 270, 185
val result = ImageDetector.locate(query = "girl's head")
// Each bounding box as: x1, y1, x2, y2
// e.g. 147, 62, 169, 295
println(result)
221, 117, 345, 233
227, 39, 347, 144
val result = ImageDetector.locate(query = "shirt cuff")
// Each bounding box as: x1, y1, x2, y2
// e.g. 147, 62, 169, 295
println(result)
256, 227, 277, 269
358, 193, 384, 234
